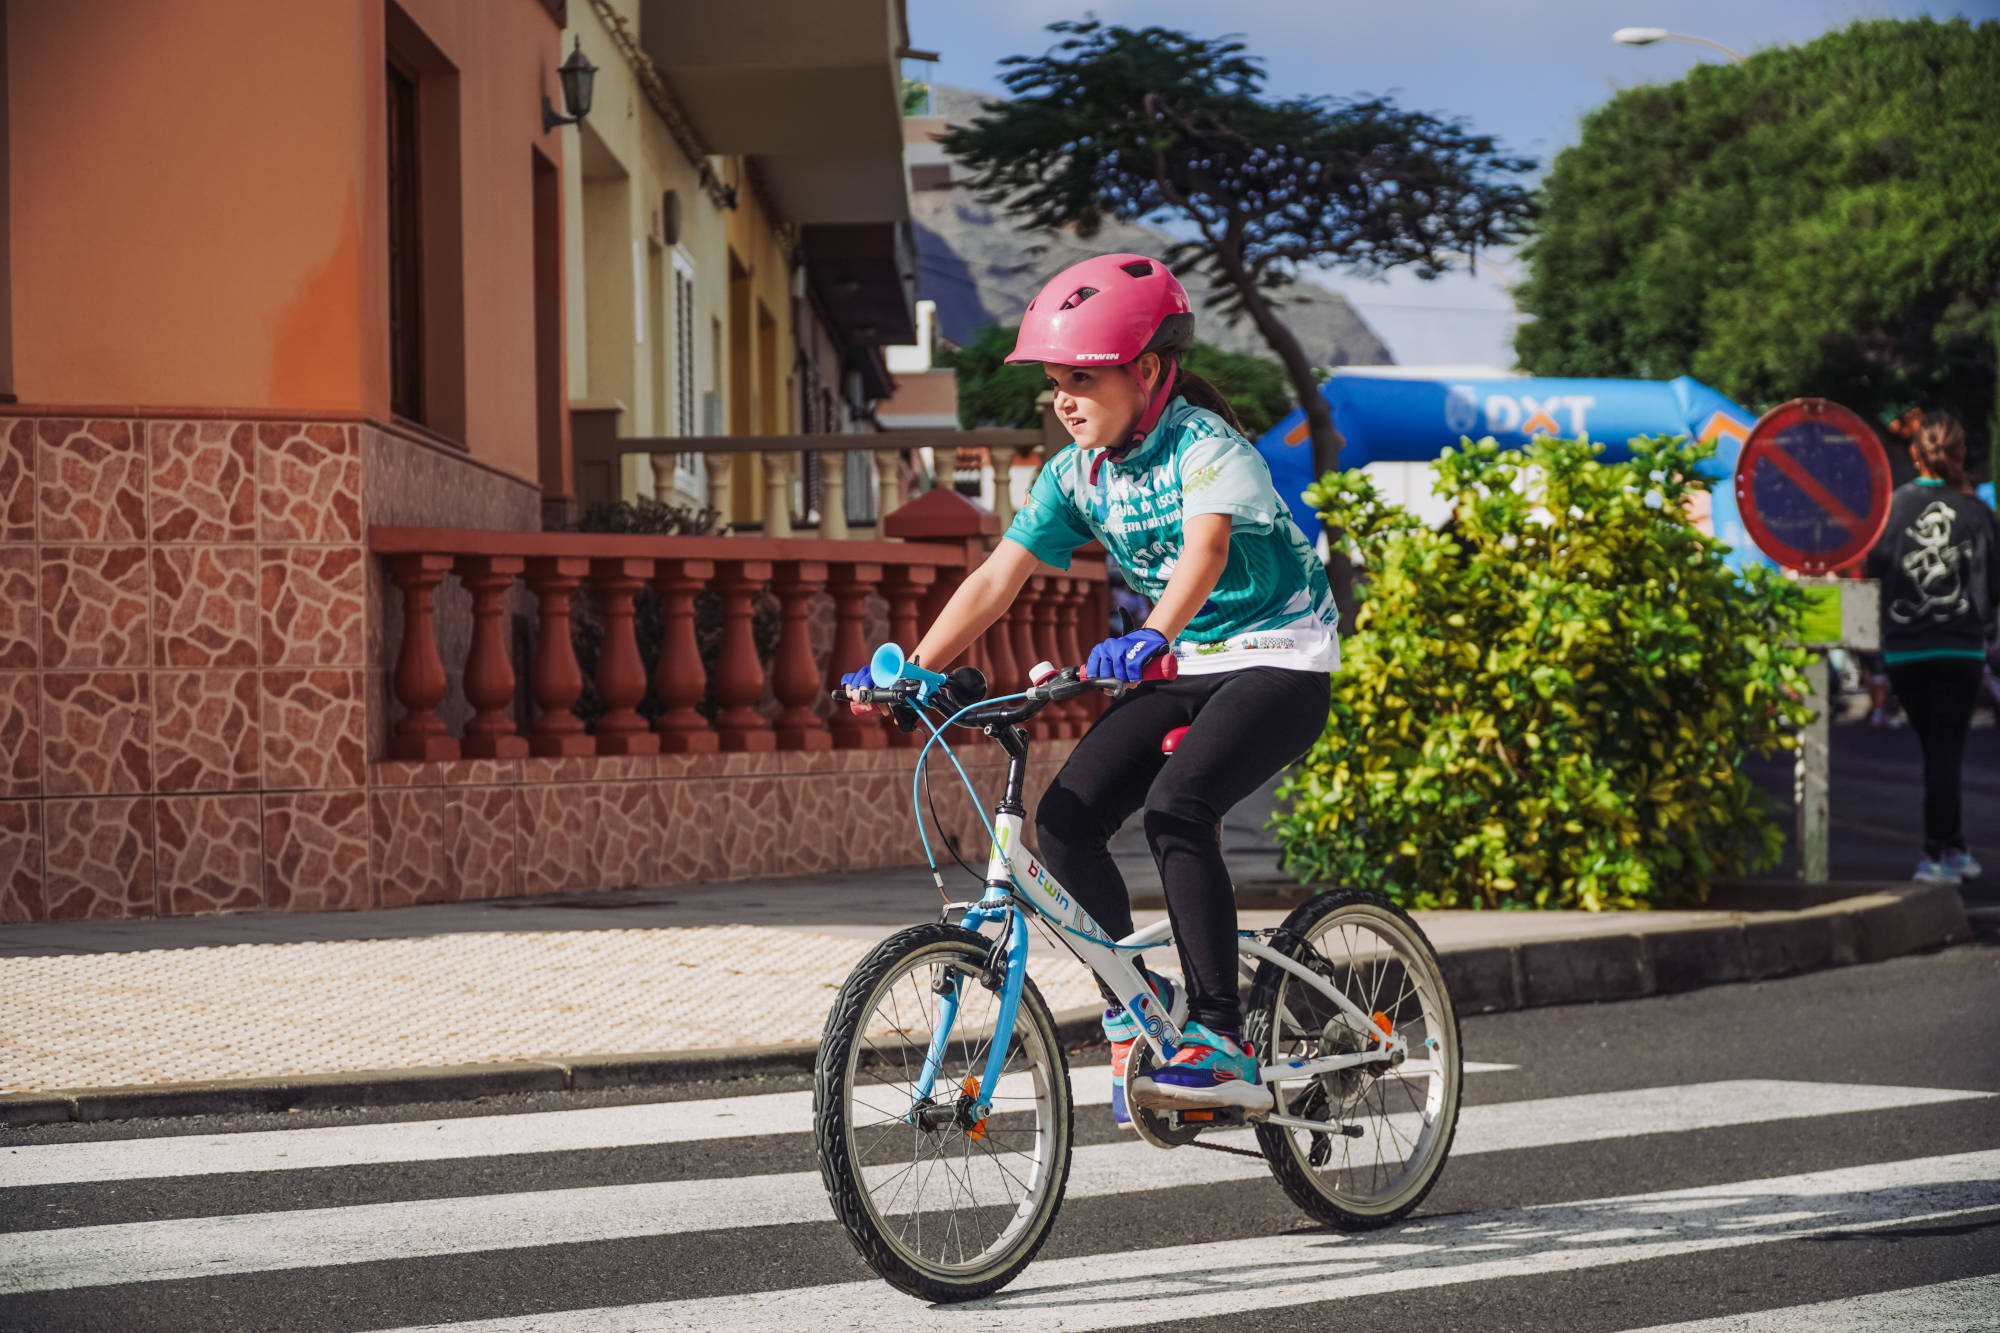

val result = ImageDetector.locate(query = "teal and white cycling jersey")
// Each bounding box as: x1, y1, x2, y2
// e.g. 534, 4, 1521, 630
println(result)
1003, 395, 1340, 675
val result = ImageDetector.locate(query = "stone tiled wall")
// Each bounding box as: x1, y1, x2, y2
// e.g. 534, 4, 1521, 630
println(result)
363, 744, 1075, 906
1, 416, 374, 921
0, 411, 1075, 922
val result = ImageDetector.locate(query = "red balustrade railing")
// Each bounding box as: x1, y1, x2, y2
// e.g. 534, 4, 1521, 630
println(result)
368, 498, 1110, 761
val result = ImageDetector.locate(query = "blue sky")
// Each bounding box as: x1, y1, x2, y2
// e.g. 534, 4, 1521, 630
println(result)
905, 1, 1995, 368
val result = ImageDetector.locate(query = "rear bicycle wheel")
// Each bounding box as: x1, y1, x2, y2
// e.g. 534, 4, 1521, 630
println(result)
1243, 888, 1461, 1229
813, 922, 1073, 1302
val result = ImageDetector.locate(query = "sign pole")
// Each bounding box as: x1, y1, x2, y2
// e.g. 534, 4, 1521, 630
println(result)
1795, 655, 1830, 883
1789, 578, 1880, 882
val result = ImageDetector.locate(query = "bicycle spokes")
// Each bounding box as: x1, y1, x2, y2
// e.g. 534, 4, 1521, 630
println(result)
835, 939, 1068, 1280
1249, 894, 1461, 1226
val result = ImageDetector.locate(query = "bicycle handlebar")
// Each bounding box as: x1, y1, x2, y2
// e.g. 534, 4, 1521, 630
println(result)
831, 653, 1177, 728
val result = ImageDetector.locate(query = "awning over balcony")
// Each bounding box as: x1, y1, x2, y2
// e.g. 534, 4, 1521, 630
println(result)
640, 0, 910, 225
804, 221, 918, 349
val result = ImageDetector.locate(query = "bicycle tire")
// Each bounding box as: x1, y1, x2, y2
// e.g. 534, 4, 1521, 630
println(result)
813, 922, 1074, 1302
1243, 888, 1462, 1230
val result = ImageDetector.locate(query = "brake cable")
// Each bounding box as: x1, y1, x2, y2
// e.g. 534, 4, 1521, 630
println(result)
921, 759, 986, 893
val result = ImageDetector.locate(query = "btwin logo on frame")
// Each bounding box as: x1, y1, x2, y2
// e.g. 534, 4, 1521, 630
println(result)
1023, 858, 1072, 913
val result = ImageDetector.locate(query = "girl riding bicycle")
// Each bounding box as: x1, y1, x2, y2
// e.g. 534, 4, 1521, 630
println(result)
844, 254, 1339, 1121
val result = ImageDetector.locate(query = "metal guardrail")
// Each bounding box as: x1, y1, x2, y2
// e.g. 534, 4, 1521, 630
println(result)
572, 404, 1069, 536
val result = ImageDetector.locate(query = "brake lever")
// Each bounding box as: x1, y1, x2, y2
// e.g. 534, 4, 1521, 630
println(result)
831, 681, 928, 732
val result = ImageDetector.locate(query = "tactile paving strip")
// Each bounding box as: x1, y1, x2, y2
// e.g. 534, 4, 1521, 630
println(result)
0, 926, 1115, 1092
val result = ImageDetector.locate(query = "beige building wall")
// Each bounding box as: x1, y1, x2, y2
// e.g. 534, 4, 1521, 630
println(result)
562, 0, 820, 525
560, 0, 733, 510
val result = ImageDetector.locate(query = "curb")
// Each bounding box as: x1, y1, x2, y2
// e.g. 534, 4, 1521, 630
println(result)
0, 883, 1970, 1128
1441, 882, 1970, 1015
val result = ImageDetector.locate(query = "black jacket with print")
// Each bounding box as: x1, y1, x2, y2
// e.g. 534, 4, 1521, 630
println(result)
1863, 480, 2000, 654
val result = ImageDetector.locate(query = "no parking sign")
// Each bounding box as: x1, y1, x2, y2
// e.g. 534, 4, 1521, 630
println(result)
1733, 398, 1892, 574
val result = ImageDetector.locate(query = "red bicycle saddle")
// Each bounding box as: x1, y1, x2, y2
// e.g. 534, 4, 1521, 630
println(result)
1161, 726, 1191, 755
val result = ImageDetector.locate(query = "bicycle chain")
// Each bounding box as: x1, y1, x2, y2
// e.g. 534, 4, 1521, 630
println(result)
1187, 1136, 1267, 1159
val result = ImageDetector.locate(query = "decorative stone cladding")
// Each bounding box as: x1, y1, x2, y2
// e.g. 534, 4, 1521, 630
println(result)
359, 745, 1075, 908
0, 412, 1090, 920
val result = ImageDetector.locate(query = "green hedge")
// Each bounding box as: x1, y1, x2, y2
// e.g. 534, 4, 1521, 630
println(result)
1272, 435, 1814, 911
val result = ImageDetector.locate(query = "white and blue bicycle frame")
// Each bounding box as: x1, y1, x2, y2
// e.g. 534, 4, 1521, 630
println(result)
905, 703, 1409, 1128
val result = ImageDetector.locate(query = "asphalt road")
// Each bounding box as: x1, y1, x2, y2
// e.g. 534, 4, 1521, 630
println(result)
1742, 713, 1999, 886
2, 945, 1996, 1332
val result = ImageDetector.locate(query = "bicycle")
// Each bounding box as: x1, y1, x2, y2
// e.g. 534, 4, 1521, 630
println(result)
813, 650, 1462, 1302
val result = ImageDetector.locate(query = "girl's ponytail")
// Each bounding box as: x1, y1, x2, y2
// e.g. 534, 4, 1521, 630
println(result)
1173, 369, 1245, 435
1913, 410, 1969, 492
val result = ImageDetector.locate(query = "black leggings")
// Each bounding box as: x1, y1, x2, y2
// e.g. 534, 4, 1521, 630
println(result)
1034, 666, 1331, 1032
1886, 658, 1985, 858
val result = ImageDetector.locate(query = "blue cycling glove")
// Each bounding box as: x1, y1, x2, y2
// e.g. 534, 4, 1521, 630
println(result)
839, 666, 875, 698
1086, 628, 1169, 684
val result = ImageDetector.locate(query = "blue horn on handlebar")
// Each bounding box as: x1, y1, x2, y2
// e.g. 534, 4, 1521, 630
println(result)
870, 643, 948, 698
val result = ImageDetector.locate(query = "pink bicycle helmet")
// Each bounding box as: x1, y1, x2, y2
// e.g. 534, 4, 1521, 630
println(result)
1008, 254, 1195, 452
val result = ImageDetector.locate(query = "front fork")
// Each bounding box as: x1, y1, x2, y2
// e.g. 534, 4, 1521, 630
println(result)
910, 897, 1027, 1122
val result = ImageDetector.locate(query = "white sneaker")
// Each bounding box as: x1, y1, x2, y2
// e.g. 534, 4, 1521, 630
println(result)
1942, 848, 1983, 879
1913, 856, 1963, 884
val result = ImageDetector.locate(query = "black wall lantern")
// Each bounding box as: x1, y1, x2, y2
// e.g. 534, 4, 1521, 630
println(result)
660, 190, 681, 246
542, 37, 597, 133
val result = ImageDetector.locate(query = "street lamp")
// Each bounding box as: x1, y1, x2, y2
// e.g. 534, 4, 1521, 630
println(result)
542, 37, 598, 133
1612, 26, 1748, 66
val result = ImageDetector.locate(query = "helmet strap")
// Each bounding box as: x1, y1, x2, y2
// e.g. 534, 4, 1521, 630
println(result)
1088, 360, 1179, 486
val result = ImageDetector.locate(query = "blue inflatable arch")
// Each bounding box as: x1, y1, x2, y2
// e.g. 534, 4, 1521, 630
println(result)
1252, 369, 1772, 571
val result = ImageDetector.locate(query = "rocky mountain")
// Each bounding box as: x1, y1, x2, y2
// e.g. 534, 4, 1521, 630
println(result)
911, 85, 1394, 369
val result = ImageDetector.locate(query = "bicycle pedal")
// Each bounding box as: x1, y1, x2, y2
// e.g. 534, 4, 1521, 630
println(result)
1172, 1106, 1246, 1129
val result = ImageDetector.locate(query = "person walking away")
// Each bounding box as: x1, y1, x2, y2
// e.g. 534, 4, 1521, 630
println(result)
1864, 411, 2000, 883
841, 254, 1338, 1122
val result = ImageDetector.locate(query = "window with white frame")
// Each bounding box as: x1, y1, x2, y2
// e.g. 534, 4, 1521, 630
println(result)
671, 250, 701, 495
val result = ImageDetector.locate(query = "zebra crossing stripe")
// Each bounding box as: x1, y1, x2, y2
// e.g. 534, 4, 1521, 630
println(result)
1621, 1273, 2000, 1331
374, 1152, 2000, 1332
0, 1060, 1515, 1190
0, 1079, 1983, 1295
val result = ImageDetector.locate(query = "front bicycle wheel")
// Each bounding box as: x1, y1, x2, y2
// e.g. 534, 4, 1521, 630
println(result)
813, 922, 1073, 1302
1243, 888, 1461, 1229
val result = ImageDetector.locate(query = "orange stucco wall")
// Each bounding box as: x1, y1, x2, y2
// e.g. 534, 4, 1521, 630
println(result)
10, 0, 378, 414
387, 0, 563, 484
7, 0, 561, 486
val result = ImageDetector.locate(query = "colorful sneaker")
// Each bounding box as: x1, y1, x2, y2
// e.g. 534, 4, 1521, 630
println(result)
1129, 1021, 1270, 1112
1942, 847, 1983, 879
1104, 969, 1182, 1130
1913, 856, 1963, 885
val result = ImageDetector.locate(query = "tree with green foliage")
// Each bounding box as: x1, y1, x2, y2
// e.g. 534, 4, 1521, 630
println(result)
937, 324, 1047, 431
1272, 437, 1814, 910
941, 323, 1298, 439
1178, 341, 1297, 441
942, 19, 1536, 478
1516, 17, 2000, 468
